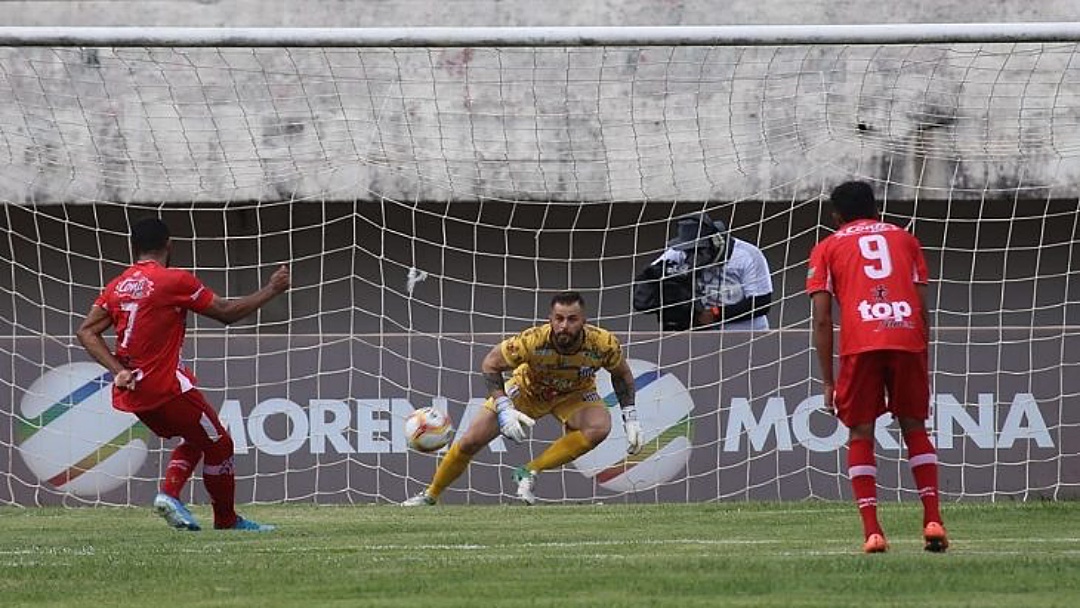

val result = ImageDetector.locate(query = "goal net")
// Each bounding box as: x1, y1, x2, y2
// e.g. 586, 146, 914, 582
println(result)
1, 26, 1077, 506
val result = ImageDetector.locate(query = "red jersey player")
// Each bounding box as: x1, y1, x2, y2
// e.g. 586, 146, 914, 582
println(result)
807, 181, 948, 554
77, 217, 289, 532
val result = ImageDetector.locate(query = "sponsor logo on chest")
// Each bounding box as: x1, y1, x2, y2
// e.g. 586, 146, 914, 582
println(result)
858, 299, 912, 323
116, 274, 154, 299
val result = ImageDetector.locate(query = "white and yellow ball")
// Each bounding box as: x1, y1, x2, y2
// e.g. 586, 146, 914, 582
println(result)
404, 406, 455, 453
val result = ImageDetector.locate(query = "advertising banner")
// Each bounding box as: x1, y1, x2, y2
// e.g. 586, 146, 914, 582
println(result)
2, 330, 1075, 506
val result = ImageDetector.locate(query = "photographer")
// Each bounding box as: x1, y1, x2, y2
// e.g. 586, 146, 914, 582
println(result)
633, 213, 773, 331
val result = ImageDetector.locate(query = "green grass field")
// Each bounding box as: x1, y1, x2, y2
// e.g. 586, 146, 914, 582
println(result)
1, 501, 1078, 607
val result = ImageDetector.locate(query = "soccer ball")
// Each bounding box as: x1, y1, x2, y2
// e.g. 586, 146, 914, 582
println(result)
404, 407, 454, 453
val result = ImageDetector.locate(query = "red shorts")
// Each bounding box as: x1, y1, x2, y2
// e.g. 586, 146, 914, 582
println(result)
834, 350, 929, 427
135, 389, 228, 450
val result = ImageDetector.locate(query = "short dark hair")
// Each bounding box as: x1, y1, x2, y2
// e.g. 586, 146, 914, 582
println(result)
131, 217, 171, 256
829, 181, 878, 222
550, 291, 586, 310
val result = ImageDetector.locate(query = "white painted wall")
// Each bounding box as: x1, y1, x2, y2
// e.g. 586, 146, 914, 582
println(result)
2, 1, 1077, 28
2, 3, 1079, 203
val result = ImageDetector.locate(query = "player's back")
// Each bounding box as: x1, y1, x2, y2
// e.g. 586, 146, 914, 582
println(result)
807, 219, 928, 355
96, 260, 213, 410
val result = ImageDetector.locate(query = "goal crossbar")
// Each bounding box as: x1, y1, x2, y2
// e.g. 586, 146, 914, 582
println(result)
4, 22, 1080, 48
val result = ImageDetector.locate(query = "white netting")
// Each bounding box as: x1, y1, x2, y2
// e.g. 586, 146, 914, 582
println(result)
1, 29, 1077, 506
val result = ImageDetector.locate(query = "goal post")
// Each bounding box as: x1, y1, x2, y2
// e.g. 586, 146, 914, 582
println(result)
1, 25, 1077, 507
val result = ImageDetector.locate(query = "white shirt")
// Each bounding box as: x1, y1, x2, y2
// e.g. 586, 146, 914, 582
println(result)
695, 238, 774, 331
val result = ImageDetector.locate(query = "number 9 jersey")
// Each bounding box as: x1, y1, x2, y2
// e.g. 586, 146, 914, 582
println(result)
806, 219, 929, 355
93, 259, 217, 412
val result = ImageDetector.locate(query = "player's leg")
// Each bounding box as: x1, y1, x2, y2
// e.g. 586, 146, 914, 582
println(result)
512, 398, 610, 505
173, 390, 271, 531
897, 414, 948, 552
527, 400, 609, 473
149, 390, 269, 531
139, 392, 267, 531
835, 353, 888, 552
161, 442, 202, 499
887, 351, 947, 552
136, 407, 202, 500
403, 402, 501, 505
169, 390, 240, 529
136, 403, 206, 531
847, 421, 887, 553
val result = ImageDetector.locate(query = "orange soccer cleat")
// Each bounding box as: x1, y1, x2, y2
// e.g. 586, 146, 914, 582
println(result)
863, 533, 889, 554
923, 522, 949, 553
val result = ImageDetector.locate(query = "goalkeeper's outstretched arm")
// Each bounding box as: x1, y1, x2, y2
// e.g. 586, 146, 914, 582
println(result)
480, 345, 534, 442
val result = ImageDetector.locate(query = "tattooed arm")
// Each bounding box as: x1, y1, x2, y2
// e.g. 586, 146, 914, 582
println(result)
480, 342, 533, 442
480, 344, 513, 398
609, 359, 636, 412
609, 358, 643, 455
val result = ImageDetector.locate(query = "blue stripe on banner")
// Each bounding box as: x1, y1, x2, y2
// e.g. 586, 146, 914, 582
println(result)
28, 371, 113, 428
603, 369, 662, 407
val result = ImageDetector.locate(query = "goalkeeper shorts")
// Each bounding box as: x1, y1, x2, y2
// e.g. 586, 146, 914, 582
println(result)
483, 379, 607, 425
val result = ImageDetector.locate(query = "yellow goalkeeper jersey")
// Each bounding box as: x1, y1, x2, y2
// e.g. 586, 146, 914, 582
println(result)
499, 324, 625, 401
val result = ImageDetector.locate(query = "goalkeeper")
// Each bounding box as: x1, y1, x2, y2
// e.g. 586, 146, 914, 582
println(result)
403, 291, 642, 506
633, 213, 773, 331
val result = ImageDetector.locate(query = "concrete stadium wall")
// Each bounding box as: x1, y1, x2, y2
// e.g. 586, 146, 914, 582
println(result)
4, 38, 1080, 205
2, 1, 1078, 28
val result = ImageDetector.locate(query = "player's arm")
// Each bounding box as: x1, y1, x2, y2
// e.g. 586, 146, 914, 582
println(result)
696, 292, 772, 326
609, 358, 636, 411
481, 342, 534, 442
911, 236, 932, 346
809, 291, 835, 413
609, 357, 644, 455
480, 345, 513, 399
76, 305, 136, 390
916, 283, 930, 345
199, 265, 290, 325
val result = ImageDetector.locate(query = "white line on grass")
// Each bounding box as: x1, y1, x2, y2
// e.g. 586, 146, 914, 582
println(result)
153, 536, 1080, 556
226, 539, 788, 554
357, 539, 785, 551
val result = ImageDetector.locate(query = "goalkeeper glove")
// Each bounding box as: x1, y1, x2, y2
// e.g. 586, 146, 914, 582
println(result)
622, 405, 644, 455
495, 395, 535, 443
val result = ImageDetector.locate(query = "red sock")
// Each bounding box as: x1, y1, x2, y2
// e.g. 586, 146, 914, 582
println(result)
903, 429, 943, 526
848, 438, 883, 539
161, 443, 201, 499
202, 436, 238, 529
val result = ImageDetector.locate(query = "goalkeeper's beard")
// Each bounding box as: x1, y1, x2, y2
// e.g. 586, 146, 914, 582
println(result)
553, 329, 584, 353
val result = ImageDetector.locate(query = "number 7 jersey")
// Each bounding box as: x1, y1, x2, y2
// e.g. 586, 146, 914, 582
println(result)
93, 259, 216, 412
806, 219, 929, 355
